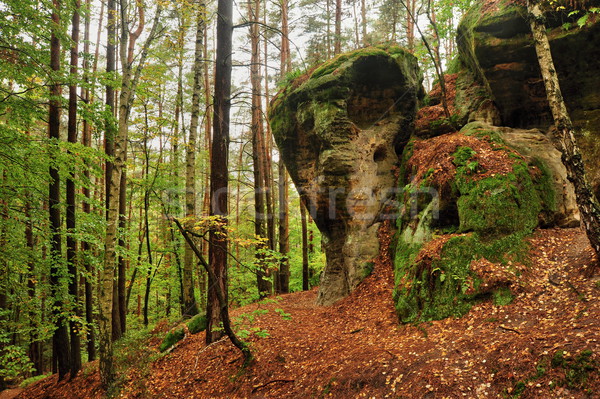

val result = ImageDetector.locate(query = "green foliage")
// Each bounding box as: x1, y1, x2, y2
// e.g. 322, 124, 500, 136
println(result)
19, 374, 50, 389
0, 345, 34, 384
158, 328, 185, 352
187, 314, 208, 334
274, 308, 292, 320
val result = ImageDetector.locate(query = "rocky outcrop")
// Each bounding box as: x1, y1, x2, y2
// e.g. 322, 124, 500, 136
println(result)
394, 130, 556, 322
269, 46, 422, 305
456, 0, 600, 197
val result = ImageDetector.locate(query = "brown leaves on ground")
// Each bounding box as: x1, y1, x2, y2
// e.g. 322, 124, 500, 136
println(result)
17, 226, 599, 398
407, 132, 517, 189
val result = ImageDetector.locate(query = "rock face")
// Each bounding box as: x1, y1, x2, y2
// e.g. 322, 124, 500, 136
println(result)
269, 46, 422, 305
456, 1, 600, 197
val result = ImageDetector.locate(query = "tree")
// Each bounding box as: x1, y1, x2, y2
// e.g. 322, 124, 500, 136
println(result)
248, 0, 272, 298
48, 0, 72, 381
99, 0, 163, 386
277, 0, 292, 294
334, 0, 342, 54
206, 0, 233, 344
183, 0, 205, 318
99, 0, 118, 385
526, 0, 600, 270
66, 0, 82, 377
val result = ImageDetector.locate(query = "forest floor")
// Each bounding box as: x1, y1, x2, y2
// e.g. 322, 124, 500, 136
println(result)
14, 226, 600, 398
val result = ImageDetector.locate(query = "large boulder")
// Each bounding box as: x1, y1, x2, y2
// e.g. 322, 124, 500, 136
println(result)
269, 46, 422, 305
456, 0, 600, 197
394, 129, 557, 322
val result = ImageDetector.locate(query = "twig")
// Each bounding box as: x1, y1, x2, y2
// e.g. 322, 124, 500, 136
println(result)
251, 379, 295, 393
344, 327, 365, 334
498, 325, 521, 334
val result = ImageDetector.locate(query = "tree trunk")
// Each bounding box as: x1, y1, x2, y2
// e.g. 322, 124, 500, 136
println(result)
406, 0, 415, 49
25, 203, 43, 375
99, 0, 117, 383
527, 0, 600, 270
301, 202, 310, 291
175, 220, 251, 365
207, 0, 233, 344
183, 1, 205, 318
248, 0, 271, 298
334, 0, 342, 54
277, 160, 290, 294
48, 0, 72, 381
81, 0, 96, 363
361, 0, 367, 46
67, 0, 82, 376
116, 168, 127, 336
277, 1, 291, 294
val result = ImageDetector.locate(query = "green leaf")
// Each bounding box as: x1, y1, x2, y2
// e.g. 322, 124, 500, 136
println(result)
577, 14, 589, 28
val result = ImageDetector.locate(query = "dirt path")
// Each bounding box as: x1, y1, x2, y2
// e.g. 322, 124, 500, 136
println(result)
16, 227, 599, 398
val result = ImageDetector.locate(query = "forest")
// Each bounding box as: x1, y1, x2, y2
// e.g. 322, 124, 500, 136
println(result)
1, 0, 599, 397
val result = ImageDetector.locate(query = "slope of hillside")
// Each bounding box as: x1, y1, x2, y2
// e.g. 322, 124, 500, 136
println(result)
16, 224, 599, 398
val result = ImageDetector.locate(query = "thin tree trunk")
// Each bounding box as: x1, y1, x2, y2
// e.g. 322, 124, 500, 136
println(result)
361, 0, 367, 46
67, 0, 82, 376
277, 0, 291, 294
183, 1, 205, 317
25, 203, 43, 375
249, 0, 271, 298
527, 0, 600, 271
207, 0, 233, 344
406, 0, 414, 49
49, 0, 71, 381
301, 202, 309, 291
174, 220, 251, 365
98, 0, 119, 385
81, 0, 96, 363
334, 0, 342, 54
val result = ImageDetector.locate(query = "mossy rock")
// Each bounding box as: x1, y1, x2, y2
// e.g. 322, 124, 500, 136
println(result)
268, 46, 423, 305
159, 328, 185, 352
187, 314, 207, 334
393, 132, 553, 323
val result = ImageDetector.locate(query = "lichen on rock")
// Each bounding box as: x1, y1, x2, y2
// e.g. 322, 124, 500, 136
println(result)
269, 46, 422, 305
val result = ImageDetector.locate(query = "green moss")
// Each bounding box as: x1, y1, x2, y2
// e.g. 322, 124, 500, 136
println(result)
493, 286, 514, 305
187, 314, 207, 334
549, 349, 597, 390
453, 148, 541, 237
158, 328, 185, 352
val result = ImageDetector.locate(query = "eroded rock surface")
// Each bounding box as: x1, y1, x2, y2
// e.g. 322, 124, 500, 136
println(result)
269, 46, 422, 305
456, 0, 600, 197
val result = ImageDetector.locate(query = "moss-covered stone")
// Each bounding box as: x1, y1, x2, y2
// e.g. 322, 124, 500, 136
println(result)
393, 132, 552, 323
269, 46, 422, 305
159, 328, 185, 352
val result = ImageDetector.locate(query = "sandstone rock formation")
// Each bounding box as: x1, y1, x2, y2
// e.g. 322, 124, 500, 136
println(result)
456, 0, 600, 197
269, 46, 422, 305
